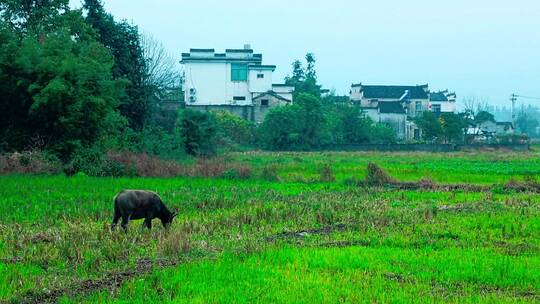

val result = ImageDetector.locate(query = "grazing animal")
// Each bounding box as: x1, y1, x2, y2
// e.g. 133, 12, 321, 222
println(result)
111, 190, 177, 231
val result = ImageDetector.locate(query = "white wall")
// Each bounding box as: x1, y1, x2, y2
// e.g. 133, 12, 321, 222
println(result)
350, 86, 362, 101
429, 101, 457, 113
248, 69, 273, 93
271, 85, 294, 102
363, 108, 379, 122
184, 62, 251, 106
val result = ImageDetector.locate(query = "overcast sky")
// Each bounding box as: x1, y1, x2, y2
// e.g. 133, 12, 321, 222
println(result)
70, 0, 540, 107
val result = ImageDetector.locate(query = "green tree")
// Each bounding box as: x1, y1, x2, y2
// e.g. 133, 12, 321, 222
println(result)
474, 110, 495, 124
295, 93, 325, 147
0, 4, 125, 159
0, 0, 69, 34
440, 113, 467, 143
259, 93, 325, 150
369, 123, 397, 144
516, 111, 539, 137
285, 53, 321, 97
259, 105, 303, 150
83, 0, 151, 131
214, 111, 255, 146
176, 109, 217, 156
415, 111, 443, 141
324, 104, 370, 144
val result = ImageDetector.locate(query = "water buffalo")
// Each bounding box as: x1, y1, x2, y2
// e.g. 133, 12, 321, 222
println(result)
111, 190, 177, 231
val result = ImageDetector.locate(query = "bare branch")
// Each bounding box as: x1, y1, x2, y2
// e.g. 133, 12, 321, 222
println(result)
140, 33, 183, 100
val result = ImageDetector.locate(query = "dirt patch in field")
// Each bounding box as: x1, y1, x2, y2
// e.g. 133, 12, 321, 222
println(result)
0, 257, 22, 264
12, 257, 182, 304
317, 240, 371, 248
360, 163, 540, 193
266, 223, 351, 242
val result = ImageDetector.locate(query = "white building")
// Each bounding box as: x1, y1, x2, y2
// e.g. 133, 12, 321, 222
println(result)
181, 45, 294, 122
350, 83, 430, 118
429, 90, 457, 113
350, 83, 431, 140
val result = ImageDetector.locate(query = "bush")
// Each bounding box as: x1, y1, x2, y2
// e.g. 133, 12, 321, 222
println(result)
0, 151, 62, 175
66, 146, 135, 177
125, 126, 185, 160
221, 165, 252, 180
365, 163, 396, 186
259, 93, 324, 150
176, 109, 218, 156
214, 111, 256, 146
369, 124, 397, 144
319, 164, 335, 182
261, 165, 280, 182
106, 151, 185, 177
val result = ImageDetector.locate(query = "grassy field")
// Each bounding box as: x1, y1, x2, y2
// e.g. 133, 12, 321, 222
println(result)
0, 151, 539, 303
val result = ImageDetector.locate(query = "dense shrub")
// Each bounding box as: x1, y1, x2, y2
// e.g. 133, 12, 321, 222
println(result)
259, 93, 325, 150
260, 165, 280, 182
214, 111, 256, 147
221, 165, 252, 180
124, 126, 185, 160
319, 164, 336, 182
365, 163, 396, 186
0, 151, 62, 175
176, 109, 218, 156
369, 124, 397, 144
323, 104, 371, 144
106, 151, 185, 177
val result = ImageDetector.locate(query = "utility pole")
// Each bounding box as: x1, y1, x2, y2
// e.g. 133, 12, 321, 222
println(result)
510, 93, 518, 126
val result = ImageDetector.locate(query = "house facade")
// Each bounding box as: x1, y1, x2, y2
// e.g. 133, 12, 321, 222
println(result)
362, 102, 417, 140
350, 84, 430, 117
350, 83, 459, 140
429, 90, 457, 113
350, 84, 431, 140
181, 45, 294, 122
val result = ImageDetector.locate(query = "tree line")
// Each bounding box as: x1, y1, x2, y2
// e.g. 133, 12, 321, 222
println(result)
1, 1, 533, 176
0, 0, 183, 170
0, 2, 396, 172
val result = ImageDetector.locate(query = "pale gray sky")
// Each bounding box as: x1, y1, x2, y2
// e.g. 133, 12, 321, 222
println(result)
70, 0, 540, 107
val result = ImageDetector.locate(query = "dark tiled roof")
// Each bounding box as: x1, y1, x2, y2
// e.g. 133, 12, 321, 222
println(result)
272, 84, 293, 87
378, 102, 406, 114
496, 122, 514, 128
248, 64, 276, 70
226, 49, 254, 53
361, 85, 428, 99
429, 92, 448, 102
190, 48, 214, 52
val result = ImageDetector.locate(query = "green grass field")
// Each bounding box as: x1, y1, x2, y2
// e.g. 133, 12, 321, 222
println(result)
1, 151, 539, 303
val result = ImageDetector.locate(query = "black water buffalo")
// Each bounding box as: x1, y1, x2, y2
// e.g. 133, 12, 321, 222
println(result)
112, 190, 177, 231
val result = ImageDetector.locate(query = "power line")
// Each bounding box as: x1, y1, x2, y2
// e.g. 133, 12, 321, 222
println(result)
516, 95, 540, 101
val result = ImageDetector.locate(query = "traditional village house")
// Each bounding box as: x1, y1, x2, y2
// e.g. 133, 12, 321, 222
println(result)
181, 45, 294, 122
350, 84, 431, 140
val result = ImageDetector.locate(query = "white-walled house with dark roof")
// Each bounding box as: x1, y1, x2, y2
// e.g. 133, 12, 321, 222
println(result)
428, 90, 457, 113
181, 45, 294, 122
350, 83, 430, 118
350, 83, 431, 140
349, 83, 459, 140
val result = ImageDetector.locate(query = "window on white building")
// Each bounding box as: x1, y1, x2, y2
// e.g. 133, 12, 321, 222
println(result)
432, 104, 441, 113
415, 101, 422, 112
257, 73, 264, 79
231, 64, 248, 81
233, 96, 246, 101
261, 99, 269, 106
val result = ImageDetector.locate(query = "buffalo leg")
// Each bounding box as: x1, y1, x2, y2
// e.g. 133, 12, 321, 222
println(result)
121, 214, 130, 232
144, 217, 152, 230
111, 212, 121, 230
